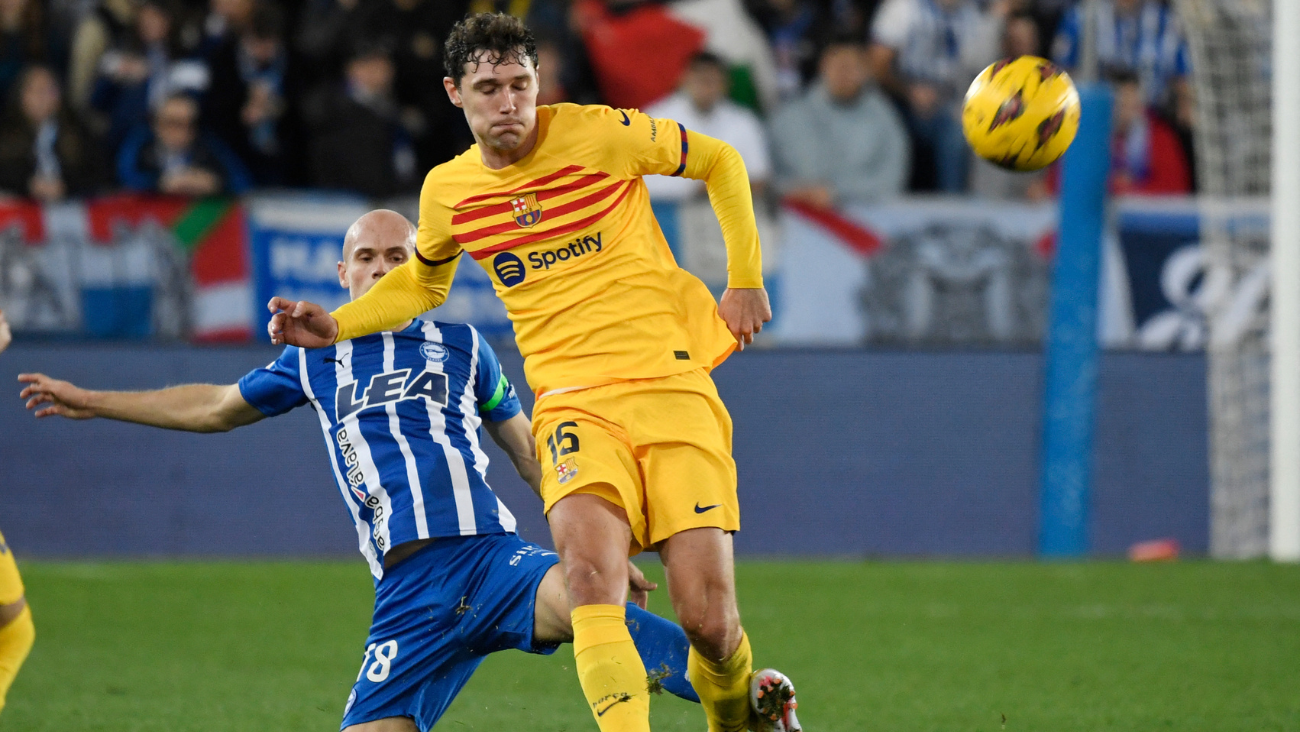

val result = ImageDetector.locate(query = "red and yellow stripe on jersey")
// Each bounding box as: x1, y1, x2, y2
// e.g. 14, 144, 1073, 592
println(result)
332, 103, 762, 396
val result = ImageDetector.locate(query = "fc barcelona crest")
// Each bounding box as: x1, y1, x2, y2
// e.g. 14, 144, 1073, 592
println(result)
511, 193, 543, 228
556, 458, 578, 485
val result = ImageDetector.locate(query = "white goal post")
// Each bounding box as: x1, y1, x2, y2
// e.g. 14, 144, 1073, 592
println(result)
1271, 0, 1300, 561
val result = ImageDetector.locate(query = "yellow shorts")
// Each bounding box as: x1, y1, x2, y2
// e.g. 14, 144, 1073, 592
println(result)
533, 368, 739, 554
0, 531, 23, 606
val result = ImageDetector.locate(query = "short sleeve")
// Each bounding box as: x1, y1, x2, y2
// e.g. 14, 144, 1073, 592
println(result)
473, 335, 522, 422
238, 346, 309, 417
585, 106, 690, 180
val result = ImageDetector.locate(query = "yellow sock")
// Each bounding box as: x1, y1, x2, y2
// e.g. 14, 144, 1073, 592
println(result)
688, 630, 753, 732
571, 604, 650, 732
0, 605, 35, 714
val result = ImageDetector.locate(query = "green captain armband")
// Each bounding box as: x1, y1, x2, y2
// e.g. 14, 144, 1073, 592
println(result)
480, 375, 510, 413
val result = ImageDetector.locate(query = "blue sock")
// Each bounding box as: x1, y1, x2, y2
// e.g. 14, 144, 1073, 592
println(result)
625, 602, 701, 703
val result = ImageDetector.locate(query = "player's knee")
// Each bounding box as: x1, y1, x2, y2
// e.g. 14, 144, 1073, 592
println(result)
561, 556, 627, 606
676, 603, 739, 661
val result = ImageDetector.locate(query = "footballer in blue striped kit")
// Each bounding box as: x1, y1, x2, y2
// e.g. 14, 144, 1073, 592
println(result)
17, 210, 807, 731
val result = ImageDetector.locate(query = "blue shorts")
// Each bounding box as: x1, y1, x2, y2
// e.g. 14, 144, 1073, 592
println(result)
341, 533, 561, 731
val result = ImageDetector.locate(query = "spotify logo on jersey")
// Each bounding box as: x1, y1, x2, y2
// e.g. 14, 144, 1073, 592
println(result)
493, 252, 526, 287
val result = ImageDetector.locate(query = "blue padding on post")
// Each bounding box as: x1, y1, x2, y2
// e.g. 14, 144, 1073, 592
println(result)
1040, 84, 1113, 557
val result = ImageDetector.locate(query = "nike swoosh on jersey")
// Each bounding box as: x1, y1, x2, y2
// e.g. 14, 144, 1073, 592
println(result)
618, 110, 630, 126
694, 503, 721, 514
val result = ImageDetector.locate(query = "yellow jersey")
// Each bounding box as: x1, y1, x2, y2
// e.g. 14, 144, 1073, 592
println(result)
334, 103, 763, 396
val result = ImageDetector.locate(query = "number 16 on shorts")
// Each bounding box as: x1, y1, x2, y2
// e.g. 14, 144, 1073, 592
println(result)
357, 639, 399, 683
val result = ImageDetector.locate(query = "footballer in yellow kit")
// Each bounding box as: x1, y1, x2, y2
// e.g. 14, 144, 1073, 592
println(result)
269, 13, 801, 732
396, 101, 751, 552
0, 309, 35, 716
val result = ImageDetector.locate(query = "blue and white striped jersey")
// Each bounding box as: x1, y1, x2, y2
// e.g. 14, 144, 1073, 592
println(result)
238, 320, 523, 579
1052, 1, 1189, 105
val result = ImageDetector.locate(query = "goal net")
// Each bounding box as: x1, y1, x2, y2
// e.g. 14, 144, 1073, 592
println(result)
1176, 0, 1273, 557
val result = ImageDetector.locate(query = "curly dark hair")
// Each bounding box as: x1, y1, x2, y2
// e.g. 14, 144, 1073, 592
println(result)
443, 13, 538, 85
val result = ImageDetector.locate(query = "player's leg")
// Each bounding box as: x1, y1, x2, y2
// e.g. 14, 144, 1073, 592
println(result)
532, 563, 699, 702
660, 528, 751, 732
633, 370, 753, 732
0, 532, 34, 716
548, 494, 650, 732
532, 404, 656, 732
340, 539, 487, 732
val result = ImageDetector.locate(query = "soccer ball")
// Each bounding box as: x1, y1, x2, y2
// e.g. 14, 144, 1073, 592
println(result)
961, 56, 1081, 172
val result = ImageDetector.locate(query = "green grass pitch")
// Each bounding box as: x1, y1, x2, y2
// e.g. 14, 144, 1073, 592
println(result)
4, 560, 1299, 731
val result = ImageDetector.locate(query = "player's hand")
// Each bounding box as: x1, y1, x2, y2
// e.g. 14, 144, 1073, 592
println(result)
18, 373, 97, 419
718, 287, 771, 351
267, 297, 339, 348
627, 561, 658, 610
0, 308, 11, 354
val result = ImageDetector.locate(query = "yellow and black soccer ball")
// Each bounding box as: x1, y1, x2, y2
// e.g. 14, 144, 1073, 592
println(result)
962, 55, 1081, 171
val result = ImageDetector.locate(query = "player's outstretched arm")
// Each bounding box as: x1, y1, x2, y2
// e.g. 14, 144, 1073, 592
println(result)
483, 412, 543, 498
18, 374, 264, 433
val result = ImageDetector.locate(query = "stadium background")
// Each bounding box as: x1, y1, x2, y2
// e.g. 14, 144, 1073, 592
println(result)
0, 1, 1297, 730
0, 0, 1217, 559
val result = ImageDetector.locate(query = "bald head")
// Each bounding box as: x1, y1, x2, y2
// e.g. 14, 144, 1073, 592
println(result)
338, 209, 418, 302
343, 209, 417, 260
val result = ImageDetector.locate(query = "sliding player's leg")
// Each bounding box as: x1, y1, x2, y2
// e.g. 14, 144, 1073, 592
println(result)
0, 531, 33, 716
532, 563, 700, 703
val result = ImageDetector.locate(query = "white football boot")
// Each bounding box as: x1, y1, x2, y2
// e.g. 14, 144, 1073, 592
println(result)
749, 668, 801, 732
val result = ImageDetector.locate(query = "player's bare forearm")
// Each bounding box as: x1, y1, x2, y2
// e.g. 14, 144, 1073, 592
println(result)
19, 375, 263, 432
484, 413, 543, 498
718, 287, 772, 351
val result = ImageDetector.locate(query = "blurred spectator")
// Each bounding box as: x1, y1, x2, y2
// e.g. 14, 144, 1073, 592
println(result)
0, 0, 65, 104
353, 0, 467, 170
669, 0, 779, 112
535, 39, 569, 106
1052, 0, 1188, 111
90, 0, 209, 153
302, 42, 417, 197
748, 0, 831, 104
645, 51, 770, 202
199, 0, 256, 57
1002, 11, 1040, 58
203, 0, 290, 184
117, 92, 252, 195
1105, 69, 1190, 195
68, 0, 138, 113
295, 0, 361, 88
869, 0, 1003, 192
770, 32, 909, 207
1038, 70, 1191, 198
0, 65, 105, 200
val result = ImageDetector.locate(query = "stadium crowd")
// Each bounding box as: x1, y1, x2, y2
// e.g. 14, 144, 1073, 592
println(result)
0, 0, 1195, 204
